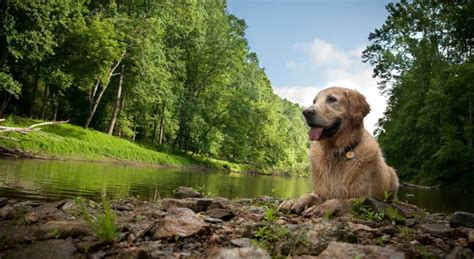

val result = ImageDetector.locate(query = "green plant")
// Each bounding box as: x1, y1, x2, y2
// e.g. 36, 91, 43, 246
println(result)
51, 228, 61, 239
76, 196, 120, 243
252, 206, 289, 250
351, 199, 384, 222
384, 205, 405, 222
399, 226, 412, 241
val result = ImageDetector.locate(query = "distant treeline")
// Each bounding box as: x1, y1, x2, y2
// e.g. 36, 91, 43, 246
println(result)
363, 0, 473, 190
0, 0, 309, 172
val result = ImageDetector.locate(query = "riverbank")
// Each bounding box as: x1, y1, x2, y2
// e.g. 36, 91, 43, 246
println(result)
0, 116, 247, 173
0, 187, 473, 258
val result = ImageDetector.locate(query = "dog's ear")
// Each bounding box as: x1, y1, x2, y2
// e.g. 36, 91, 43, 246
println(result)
346, 89, 370, 127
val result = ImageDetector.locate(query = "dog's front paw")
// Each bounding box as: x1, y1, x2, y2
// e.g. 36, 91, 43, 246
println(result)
302, 199, 352, 218
278, 193, 321, 214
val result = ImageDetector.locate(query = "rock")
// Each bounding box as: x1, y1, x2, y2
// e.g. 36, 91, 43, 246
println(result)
347, 222, 377, 232
202, 215, 224, 223
0, 224, 35, 246
231, 238, 252, 248
420, 223, 453, 238
173, 186, 203, 199
392, 201, 422, 218
377, 225, 396, 236
450, 211, 474, 228
105, 248, 149, 259
204, 208, 235, 221
161, 198, 212, 212
405, 218, 417, 227
1, 205, 14, 220
61, 199, 79, 214
77, 240, 108, 253
152, 207, 209, 239
0, 197, 7, 207
317, 241, 405, 259
5, 239, 77, 259
362, 198, 386, 213
214, 247, 271, 259
35, 220, 89, 239
445, 246, 473, 259
25, 212, 39, 224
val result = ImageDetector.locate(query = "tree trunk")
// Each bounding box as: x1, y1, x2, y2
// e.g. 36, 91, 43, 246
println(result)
84, 50, 126, 128
40, 85, 49, 120
0, 95, 12, 117
159, 102, 165, 144
52, 98, 59, 122
107, 64, 125, 135
28, 65, 40, 118
151, 101, 160, 144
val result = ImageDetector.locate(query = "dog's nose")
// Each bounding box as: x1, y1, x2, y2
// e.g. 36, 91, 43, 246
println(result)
303, 107, 315, 119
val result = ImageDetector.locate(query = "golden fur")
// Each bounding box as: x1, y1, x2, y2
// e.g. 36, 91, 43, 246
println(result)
279, 87, 398, 215
308, 87, 398, 200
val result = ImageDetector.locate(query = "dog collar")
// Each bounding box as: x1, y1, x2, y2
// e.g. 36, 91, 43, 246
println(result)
334, 141, 360, 159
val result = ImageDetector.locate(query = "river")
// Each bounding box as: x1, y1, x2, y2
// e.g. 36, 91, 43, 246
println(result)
0, 159, 472, 213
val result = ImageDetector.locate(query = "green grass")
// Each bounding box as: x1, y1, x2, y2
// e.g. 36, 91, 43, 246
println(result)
76, 197, 120, 243
0, 116, 245, 170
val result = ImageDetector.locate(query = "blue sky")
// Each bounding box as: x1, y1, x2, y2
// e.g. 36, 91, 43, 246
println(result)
227, 0, 393, 133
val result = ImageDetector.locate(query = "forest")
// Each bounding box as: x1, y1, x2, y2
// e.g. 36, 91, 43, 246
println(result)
363, 0, 473, 190
0, 0, 472, 189
0, 0, 309, 173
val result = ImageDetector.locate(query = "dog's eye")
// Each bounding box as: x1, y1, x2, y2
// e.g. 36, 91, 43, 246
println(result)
326, 95, 338, 103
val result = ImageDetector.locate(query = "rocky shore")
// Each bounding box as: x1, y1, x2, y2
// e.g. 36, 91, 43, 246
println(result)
0, 187, 473, 258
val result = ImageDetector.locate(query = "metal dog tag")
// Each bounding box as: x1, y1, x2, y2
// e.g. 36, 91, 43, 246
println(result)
345, 151, 355, 159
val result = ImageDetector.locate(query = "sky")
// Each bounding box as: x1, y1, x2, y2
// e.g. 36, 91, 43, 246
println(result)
227, 0, 393, 133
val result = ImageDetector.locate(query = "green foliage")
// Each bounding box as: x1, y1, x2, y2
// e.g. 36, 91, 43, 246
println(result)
0, 0, 309, 175
351, 199, 385, 222
383, 206, 405, 223
76, 196, 120, 243
363, 0, 474, 189
252, 206, 289, 250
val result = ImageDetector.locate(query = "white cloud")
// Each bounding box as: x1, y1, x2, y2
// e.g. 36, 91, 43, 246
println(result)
275, 39, 386, 134
286, 60, 306, 73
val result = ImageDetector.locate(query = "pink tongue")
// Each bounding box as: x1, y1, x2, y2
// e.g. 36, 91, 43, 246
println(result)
309, 127, 324, 141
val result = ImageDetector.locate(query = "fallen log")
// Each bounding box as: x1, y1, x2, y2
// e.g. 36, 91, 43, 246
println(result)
0, 120, 69, 133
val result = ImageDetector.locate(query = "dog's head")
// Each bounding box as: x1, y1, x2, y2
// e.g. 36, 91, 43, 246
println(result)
302, 87, 370, 141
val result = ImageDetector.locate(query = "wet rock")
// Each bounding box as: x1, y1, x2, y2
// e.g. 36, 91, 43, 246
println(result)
152, 207, 209, 239
36, 220, 89, 239
347, 222, 377, 232
231, 238, 252, 248
405, 218, 417, 227
392, 201, 423, 218
420, 223, 453, 238
161, 198, 212, 212
5, 239, 77, 259
0, 224, 35, 246
450, 211, 474, 228
317, 241, 404, 259
0, 197, 7, 207
214, 247, 271, 259
204, 208, 235, 221
173, 186, 203, 199
61, 199, 78, 213
445, 246, 473, 259
202, 215, 224, 223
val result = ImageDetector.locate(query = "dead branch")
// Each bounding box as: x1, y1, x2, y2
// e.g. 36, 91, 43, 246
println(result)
0, 120, 69, 134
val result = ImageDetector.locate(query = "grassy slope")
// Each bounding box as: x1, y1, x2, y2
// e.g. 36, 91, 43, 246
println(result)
0, 116, 245, 171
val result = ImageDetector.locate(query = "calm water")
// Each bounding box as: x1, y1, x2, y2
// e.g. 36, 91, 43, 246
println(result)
0, 159, 472, 213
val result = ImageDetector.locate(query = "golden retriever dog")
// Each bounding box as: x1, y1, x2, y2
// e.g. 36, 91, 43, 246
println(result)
279, 87, 399, 216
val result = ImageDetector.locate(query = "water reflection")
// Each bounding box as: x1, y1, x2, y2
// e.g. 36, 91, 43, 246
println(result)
0, 159, 472, 213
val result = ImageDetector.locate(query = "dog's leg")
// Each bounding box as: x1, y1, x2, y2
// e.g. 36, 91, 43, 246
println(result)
302, 199, 352, 218
278, 193, 322, 214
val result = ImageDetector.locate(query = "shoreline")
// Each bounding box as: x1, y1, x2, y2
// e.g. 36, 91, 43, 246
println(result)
0, 187, 473, 258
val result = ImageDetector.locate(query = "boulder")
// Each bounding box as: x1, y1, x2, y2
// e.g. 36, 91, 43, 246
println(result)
173, 186, 203, 199
204, 208, 235, 221
35, 220, 89, 239
420, 223, 453, 238
152, 207, 209, 239
317, 241, 404, 259
161, 198, 212, 212
450, 211, 474, 228
5, 239, 77, 259
0, 197, 7, 207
